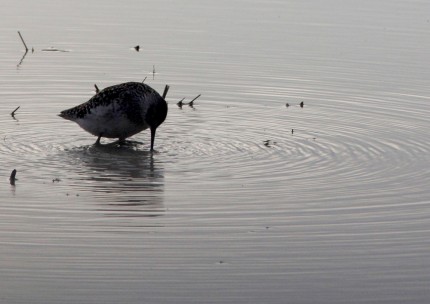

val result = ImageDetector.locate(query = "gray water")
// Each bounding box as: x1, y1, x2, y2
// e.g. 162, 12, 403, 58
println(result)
1, 0, 430, 303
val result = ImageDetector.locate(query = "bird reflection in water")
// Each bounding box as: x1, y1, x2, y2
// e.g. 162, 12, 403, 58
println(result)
64, 140, 165, 219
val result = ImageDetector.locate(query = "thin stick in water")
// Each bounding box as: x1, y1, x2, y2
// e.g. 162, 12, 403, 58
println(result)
162, 85, 170, 99
11, 106, 20, 117
177, 98, 185, 108
142, 76, 147, 83
188, 94, 201, 107
17, 31, 29, 52
94, 84, 100, 93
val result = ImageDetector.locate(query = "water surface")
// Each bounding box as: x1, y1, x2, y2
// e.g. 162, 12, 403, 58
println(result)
1, 0, 430, 303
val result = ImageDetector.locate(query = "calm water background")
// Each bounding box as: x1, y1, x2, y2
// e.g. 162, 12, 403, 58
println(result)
1, 0, 430, 303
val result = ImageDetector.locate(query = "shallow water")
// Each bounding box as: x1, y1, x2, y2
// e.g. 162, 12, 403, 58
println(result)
1, 0, 430, 303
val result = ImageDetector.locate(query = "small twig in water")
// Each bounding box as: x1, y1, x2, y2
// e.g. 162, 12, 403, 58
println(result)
142, 76, 147, 83
162, 85, 170, 99
11, 106, 20, 118
188, 94, 201, 107
17, 31, 29, 67
17, 31, 29, 52
153, 65, 155, 79
42, 47, 69, 52
10, 169, 17, 186
94, 84, 100, 93
177, 98, 185, 108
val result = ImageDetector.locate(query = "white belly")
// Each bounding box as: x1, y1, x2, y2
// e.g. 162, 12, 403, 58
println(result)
75, 104, 148, 139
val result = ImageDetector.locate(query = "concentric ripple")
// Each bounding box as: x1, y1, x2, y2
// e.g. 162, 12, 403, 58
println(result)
1, 1, 430, 302
154, 87, 430, 207
1, 83, 429, 208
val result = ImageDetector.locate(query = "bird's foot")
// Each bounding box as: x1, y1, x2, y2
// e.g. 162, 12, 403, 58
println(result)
95, 133, 103, 145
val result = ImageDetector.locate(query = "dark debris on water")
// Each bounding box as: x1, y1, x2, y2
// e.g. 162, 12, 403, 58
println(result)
285, 101, 305, 108
176, 94, 201, 109
263, 140, 276, 147
9, 169, 17, 186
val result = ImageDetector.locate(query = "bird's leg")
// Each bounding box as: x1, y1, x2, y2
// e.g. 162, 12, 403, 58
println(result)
95, 133, 103, 145
118, 137, 126, 145
150, 127, 156, 152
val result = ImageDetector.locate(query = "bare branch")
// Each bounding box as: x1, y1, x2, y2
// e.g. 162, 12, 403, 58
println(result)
17, 31, 28, 52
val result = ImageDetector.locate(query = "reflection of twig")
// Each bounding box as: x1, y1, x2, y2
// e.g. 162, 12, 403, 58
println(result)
17, 50, 28, 67
18, 31, 28, 51
11, 106, 20, 118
